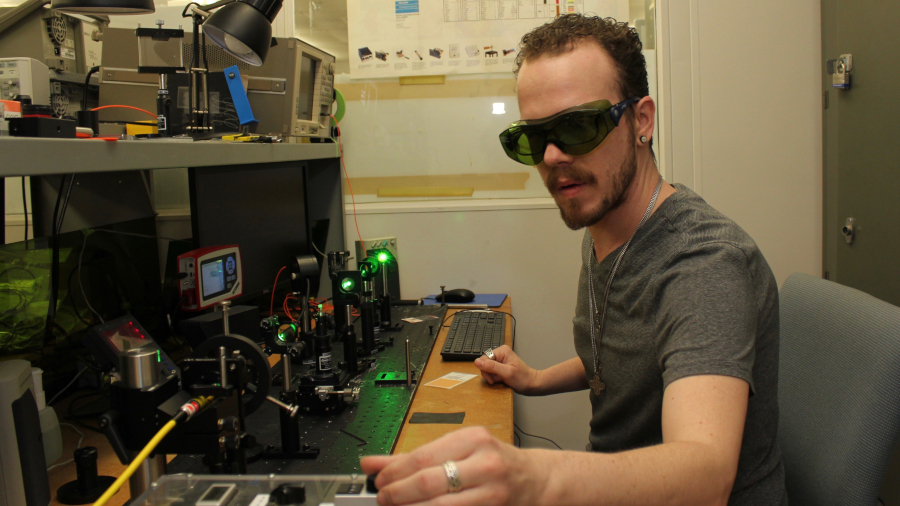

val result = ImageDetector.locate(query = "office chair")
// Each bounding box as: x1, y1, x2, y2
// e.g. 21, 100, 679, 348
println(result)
779, 273, 900, 506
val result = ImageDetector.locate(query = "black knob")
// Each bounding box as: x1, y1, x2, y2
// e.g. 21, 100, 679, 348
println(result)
366, 474, 379, 494
270, 484, 306, 505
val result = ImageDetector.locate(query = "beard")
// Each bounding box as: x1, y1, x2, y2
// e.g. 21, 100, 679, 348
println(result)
546, 140, 639, 230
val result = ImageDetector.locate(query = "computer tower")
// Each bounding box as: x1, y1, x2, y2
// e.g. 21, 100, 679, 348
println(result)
0, 360, 50, 506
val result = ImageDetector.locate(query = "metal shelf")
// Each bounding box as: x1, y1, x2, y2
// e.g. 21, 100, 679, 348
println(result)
0, 138, 339, 177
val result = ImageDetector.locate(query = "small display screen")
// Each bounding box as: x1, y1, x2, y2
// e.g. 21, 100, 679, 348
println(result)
101, 321, 150, 352
199, 252, 238, 301
297, 54, 318, 121
202, 259, 226, 297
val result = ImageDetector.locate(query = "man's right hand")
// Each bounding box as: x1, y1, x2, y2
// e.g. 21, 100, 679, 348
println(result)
474, 345, 539, 394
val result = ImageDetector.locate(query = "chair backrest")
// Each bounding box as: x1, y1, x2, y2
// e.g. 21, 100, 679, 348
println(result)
779, 273, 900, 506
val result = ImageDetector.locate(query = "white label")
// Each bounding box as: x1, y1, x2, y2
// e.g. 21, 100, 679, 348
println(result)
60, 48, 76, 60
248, 494, 270, 506
318, 352, 332, 371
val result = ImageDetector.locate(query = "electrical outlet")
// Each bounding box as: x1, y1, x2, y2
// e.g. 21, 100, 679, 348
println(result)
355, 236, 399, 264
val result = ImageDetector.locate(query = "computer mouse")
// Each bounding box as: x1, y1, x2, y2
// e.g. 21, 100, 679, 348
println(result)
438, 288, 476, 303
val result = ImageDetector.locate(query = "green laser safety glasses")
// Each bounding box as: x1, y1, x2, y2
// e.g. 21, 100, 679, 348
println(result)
498, 97, 641, 166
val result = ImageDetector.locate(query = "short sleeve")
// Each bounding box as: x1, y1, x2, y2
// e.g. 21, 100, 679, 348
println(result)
655, 242, 758, 393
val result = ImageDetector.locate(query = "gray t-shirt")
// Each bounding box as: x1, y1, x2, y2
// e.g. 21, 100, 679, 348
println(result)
573, 184, 787, 505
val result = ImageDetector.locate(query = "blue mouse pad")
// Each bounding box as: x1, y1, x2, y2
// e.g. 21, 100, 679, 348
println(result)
423, 294, 507, 307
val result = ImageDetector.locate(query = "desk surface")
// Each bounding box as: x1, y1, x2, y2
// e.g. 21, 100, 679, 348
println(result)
394, 299, 514, 453
46, 300, 513, 505
0, 138, 338, 177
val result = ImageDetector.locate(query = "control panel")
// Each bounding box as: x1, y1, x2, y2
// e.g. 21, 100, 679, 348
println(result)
0, 58, 50, 104
130, 474, 378, 506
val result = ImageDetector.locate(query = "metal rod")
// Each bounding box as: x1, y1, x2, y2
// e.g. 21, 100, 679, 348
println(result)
282, 353, 292, 391
266, 396, 300, 417
221, 302, 231, 335
218, 346, 228, 389
406, 339, 411, 388
382, 264, 390, 296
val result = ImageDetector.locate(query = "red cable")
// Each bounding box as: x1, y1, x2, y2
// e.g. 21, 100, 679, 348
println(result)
330, 115, 364, 246
91, 105, 158, 119
270, 266, 287, 316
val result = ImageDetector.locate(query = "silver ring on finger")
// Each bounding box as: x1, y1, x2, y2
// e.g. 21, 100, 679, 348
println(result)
484, 348, 495, 360
443, 460, 462, 493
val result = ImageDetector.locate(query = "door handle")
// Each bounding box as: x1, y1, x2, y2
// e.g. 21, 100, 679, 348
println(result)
842, 217, 856, 244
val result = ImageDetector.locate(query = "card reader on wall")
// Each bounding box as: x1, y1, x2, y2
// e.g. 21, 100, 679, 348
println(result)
224, 65, 257, 127
178, 245, 243, 311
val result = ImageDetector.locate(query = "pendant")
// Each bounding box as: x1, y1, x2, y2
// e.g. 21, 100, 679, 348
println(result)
589, 374, 605, 395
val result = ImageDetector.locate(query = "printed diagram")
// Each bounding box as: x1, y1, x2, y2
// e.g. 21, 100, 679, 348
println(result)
465, 44, 480, 57
502, 48, 516, 56
396, 50, 410, 59
485, 45, 498, 57
375, 51, 388, 61
429, 48, 444, 59
414, 50, 424, 60
449, 44, 460, 58
358, 47, 373, 61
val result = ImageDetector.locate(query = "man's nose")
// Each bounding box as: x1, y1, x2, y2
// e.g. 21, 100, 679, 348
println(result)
542, 141, 574, 167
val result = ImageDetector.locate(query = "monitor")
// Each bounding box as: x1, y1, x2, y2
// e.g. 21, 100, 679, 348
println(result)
189, 161, 311, 302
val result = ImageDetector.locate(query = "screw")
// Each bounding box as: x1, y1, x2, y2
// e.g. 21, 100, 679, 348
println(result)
303, 443, 310, 451
217, 418, 224, 430
228, 72, 235, 79
218, 436, 226, 448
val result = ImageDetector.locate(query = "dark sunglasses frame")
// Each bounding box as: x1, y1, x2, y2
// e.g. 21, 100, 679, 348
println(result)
498, 96, 642, 166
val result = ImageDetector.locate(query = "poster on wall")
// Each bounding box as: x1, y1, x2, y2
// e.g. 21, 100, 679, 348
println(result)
347, 0, 629, 79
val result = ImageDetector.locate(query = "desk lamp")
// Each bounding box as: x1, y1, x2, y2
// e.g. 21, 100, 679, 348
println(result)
186, 0, 282, 66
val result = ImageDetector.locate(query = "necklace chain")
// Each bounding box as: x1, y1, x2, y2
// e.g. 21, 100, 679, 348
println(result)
587, 176, 663, 395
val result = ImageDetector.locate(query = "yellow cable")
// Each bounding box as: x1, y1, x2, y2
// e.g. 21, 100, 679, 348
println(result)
93, 419, 178, 506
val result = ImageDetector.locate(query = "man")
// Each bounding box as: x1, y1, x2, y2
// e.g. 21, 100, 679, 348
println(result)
362, 14, 787, 506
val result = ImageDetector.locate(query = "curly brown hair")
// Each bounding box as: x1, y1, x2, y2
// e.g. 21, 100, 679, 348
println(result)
514, 14, 649, 106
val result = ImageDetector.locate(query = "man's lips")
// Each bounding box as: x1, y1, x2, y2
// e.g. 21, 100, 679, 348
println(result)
555, 180, 587, 198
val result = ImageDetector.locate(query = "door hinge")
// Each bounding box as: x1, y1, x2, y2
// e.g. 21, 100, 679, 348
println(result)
823, 90, 829, 110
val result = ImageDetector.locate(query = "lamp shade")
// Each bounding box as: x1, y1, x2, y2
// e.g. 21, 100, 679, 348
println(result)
203, 0, 277, 66
51, 0, 154, 14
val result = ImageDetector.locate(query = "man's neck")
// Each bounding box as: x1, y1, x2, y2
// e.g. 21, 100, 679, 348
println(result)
588, 158, 674, 263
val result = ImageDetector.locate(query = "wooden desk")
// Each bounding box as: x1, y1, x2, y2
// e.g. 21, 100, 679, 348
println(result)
394, 299, 515, 453
46, 300, 514, 504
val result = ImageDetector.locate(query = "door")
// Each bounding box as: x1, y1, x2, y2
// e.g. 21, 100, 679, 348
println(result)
823, 2, 900, 502
822, 0, 900, 308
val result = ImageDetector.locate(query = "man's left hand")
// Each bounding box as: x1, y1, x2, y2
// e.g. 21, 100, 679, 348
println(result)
360, 426, 543, 506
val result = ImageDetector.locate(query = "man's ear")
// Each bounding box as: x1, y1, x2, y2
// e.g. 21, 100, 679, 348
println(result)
633, 96, 656, 144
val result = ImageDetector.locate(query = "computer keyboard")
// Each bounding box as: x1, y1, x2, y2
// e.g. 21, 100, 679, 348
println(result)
441, 311, 506, 361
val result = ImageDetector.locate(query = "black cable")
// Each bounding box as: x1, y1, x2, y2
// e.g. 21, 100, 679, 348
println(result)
21, 178, 28, 249
514, 423, 562, 450
56, 175, 75, 235
43, 175, 69, 345
82, 66, 100, 111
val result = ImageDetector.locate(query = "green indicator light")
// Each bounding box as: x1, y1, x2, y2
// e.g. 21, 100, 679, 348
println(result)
318, 304, 323, 310
341, 278, 355, 291
156, 350, 161, 362
377, 252, 389, 263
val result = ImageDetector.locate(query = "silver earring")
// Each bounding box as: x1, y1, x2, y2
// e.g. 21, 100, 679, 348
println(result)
640, 136, 648, 144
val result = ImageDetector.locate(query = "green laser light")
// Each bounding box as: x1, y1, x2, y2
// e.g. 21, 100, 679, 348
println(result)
377, 252, 389, 263
341, 278, 355, 291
